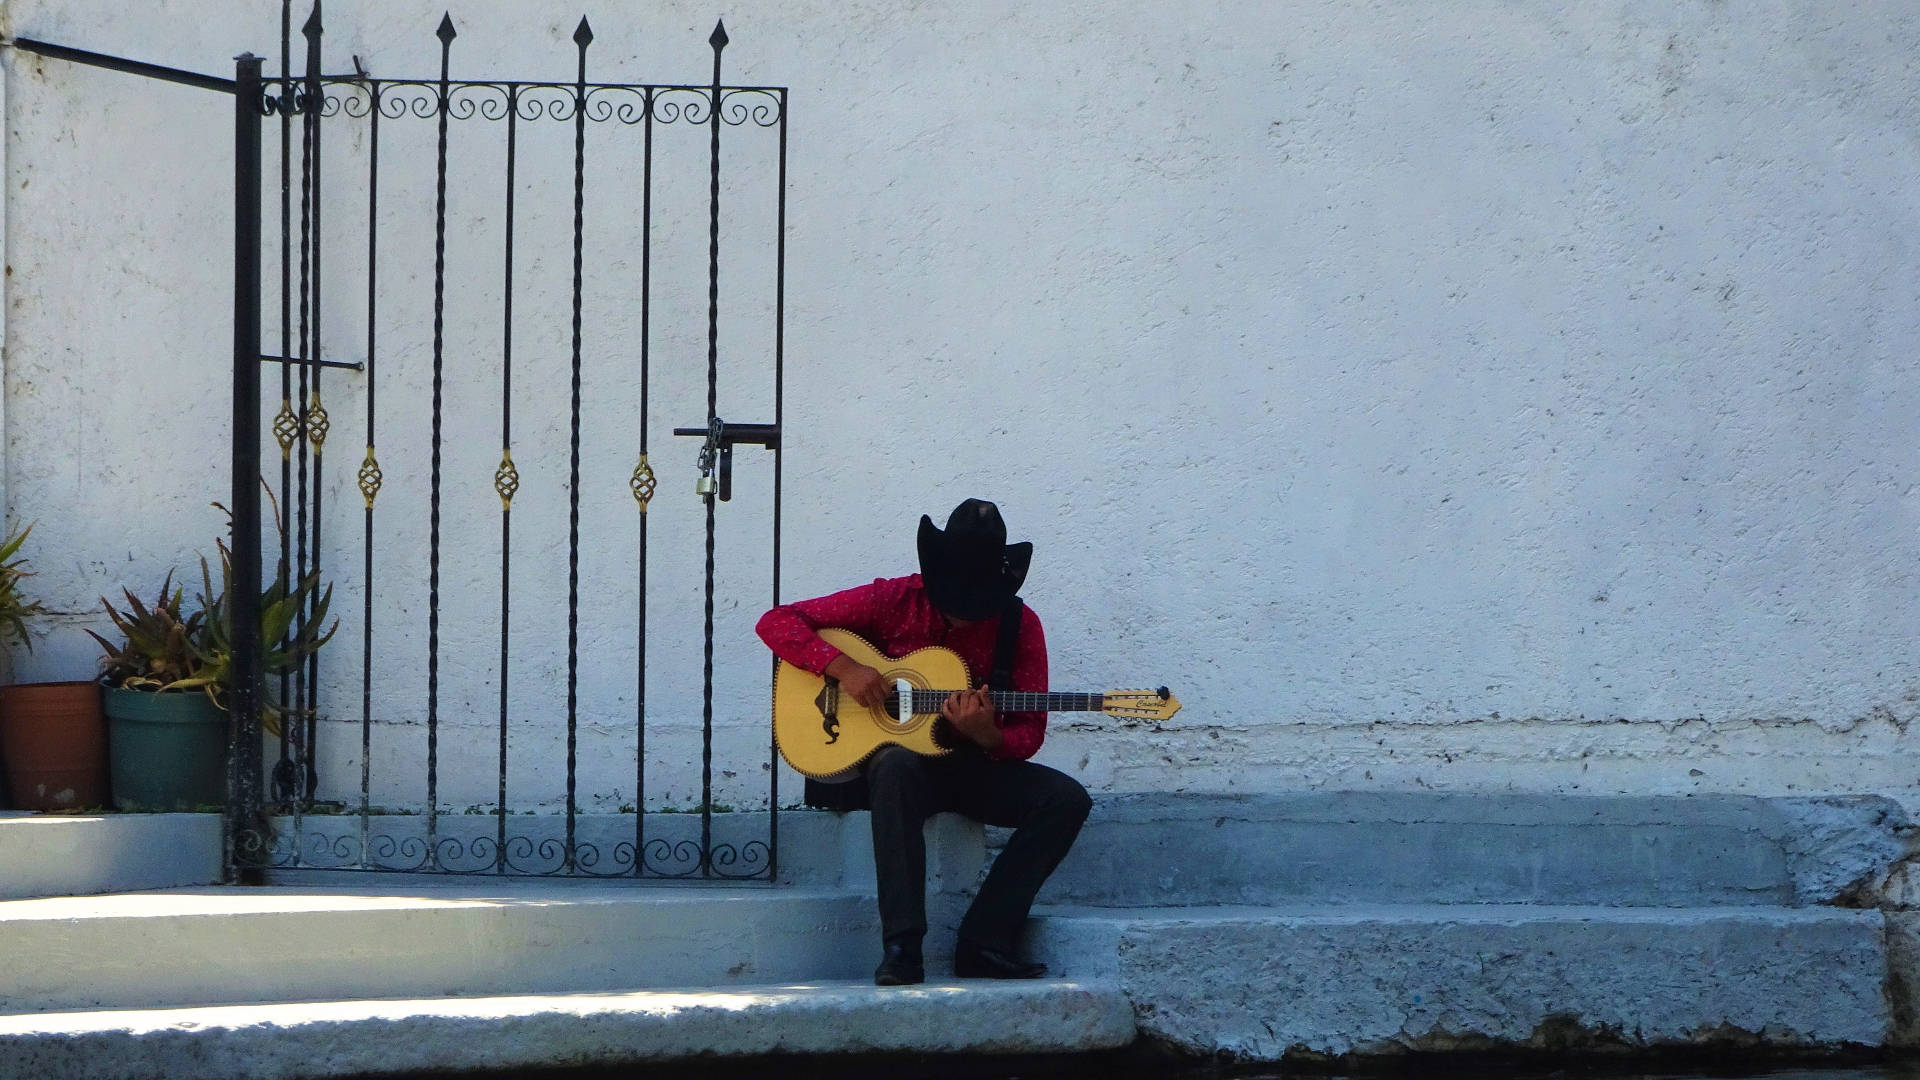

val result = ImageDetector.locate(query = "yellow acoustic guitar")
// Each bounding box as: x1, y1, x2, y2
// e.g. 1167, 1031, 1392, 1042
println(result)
773, 628, 1182, 780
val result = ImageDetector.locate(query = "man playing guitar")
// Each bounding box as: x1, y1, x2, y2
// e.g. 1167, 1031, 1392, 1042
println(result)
756, 498, 1091, 986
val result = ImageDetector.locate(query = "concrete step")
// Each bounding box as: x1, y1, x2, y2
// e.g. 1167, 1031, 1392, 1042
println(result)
0, 980, 1137, 1080
0, 813, 223, 901
1019, 793, 1911, 908
1026, 903, 1889, 1059
0, 884, 892, 1013
13, 793, 1904, 910
0, 892, 1891, 1073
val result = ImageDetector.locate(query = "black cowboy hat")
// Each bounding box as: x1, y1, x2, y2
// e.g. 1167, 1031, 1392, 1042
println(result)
917, 498, 1032, 621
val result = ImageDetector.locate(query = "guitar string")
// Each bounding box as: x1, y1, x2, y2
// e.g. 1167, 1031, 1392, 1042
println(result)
902, 691, 1107, 711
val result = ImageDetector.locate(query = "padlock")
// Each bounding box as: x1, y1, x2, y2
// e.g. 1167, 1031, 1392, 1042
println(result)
696, 473, 717, 496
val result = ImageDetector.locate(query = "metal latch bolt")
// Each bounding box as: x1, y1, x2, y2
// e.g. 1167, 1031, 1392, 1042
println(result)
674, 417, 778, 502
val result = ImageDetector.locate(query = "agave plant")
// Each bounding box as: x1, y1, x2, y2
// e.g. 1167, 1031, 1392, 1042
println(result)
0, 524, 48, 653
194, 536, 338, 698
91, 487, 338, 720
87, 571, 216, 695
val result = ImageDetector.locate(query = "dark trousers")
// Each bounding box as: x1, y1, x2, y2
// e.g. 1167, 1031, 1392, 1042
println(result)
863, 744, 1091, 954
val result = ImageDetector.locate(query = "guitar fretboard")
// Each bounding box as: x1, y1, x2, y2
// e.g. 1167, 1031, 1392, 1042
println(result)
907, 690, 1104, 713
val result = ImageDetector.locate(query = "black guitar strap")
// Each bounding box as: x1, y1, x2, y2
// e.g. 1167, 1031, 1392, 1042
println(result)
989, 595, 1024, 690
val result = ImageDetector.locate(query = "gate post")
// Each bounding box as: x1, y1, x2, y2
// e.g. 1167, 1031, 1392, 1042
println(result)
228, 53, 267, 876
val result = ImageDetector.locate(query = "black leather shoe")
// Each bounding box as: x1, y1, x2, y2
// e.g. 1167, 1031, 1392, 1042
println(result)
953, 940, 1046, 980
874, 943, 924, 986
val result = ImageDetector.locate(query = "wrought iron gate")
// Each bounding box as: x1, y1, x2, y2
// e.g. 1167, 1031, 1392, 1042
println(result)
13, 1, 789, 881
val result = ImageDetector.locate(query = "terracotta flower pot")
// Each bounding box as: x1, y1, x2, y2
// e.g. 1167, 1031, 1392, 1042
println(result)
0, 681, 109, 811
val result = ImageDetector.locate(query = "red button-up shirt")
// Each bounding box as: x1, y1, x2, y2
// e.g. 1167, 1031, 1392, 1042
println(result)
754, 574, 1050, 761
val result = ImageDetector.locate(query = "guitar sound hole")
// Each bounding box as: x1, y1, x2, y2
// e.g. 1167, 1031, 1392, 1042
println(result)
880, 687, 924, 727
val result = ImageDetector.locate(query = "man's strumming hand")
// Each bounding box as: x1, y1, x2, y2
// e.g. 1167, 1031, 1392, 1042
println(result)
825, 654, 889, 711
942, 686, 1003, 751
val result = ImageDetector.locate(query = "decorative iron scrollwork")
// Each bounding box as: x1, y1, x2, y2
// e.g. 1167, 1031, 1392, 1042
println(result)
240, 818, 774, 879
261, 78, 786, 129
494, 449, 520, 510
305, 392, 330, 452
273, 398, 300, 458
709, 840, 772, 880
357, 447, 383, 509
650, 86, 713, 126
718, 88, 783, 128
630, 453, 657, 512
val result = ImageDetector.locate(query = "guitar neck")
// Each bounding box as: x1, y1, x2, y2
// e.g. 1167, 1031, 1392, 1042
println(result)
908, 689, 1105, 713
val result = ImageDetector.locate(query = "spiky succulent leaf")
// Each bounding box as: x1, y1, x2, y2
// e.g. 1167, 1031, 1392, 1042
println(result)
0, 523, 45, 652
0, 524, 30, 564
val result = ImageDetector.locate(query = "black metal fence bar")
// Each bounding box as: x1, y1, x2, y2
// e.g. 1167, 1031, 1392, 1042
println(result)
262, 353, 361, 371
290, 77, 788, 107
633, 83, 656, 876
768, 86, 788, 881
360, 79, 381, 870
229, 53, 266, 875
302, 4, 328, 812
496, 82, 519, 874
10, 37, 236, 93
288, 2, 315, 834
275, 0, 298, 833
286, 1, 313, 852
698, 20, 727, 878
425, 14, 456, 872
564, 20, 593, 875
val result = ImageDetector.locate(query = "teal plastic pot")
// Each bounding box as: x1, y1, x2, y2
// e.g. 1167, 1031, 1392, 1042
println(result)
103, 688, 226, 812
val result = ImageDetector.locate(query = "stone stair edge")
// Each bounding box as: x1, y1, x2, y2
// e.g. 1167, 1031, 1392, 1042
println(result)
1074, 790, 1915, 826
0, 981, 1137, 1080
0, 883, 878, 922
1030, 901, 1886, 923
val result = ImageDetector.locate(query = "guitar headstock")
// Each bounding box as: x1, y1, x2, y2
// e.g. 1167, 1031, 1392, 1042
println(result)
1102, 686, 1181, 722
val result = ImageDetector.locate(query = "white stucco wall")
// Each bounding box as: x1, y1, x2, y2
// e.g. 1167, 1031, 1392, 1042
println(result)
3, 0, 1918, 811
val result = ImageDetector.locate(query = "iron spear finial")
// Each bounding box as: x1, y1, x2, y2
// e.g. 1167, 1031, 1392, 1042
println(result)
437, 12, 457, 45
574, 16, 594, 48
302, 0, 322, 38
709, 18, 729, 51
